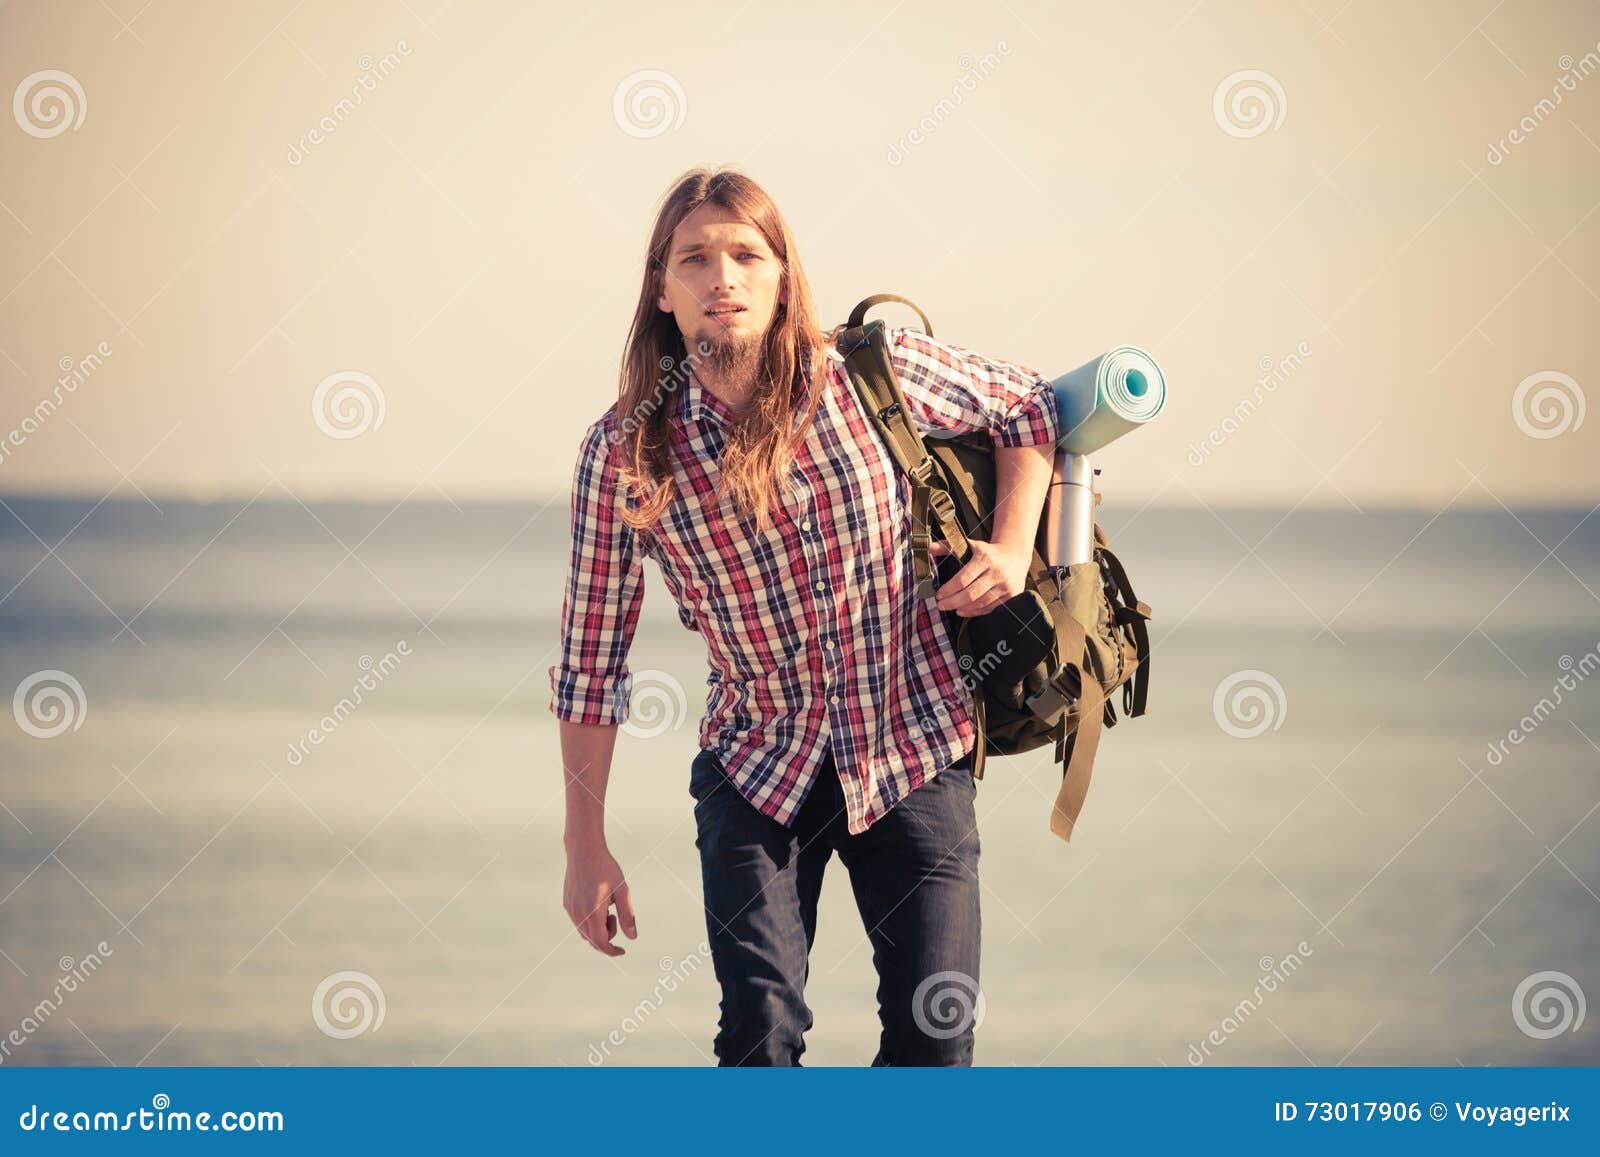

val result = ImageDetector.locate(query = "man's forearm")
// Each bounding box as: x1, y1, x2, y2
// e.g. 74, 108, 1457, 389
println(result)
558, 719, 619, 850
989, 443, 1056, 560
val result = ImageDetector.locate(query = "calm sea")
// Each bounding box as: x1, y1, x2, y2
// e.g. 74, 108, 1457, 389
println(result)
1, 495, 1596, 1066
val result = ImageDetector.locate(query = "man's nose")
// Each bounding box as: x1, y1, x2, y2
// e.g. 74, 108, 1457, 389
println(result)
712, 254, 741, 289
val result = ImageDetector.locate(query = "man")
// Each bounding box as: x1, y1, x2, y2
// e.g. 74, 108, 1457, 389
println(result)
550, 167, 1059, 1065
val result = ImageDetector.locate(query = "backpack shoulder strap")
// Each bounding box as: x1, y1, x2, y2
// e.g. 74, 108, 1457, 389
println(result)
848, 293, 934, 335
835, 305, 971, 598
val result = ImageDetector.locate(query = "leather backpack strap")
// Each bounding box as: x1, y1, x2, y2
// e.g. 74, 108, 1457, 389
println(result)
836, 313, 971, 598
1049, 670, 1107, 843
931, 442, 1054, 594
847, 293, 934, 335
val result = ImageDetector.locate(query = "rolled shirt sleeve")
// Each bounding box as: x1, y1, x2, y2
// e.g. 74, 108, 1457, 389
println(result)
886, 325, 1060, 449
548, 416, 646, 726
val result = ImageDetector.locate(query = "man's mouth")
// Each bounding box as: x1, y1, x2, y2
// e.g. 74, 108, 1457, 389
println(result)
706, 304, 747, 319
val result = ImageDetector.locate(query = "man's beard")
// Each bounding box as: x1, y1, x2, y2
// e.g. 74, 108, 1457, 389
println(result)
689, 326, 762, 387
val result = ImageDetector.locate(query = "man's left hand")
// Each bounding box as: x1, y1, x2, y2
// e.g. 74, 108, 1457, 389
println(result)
929, 537, 1030, 617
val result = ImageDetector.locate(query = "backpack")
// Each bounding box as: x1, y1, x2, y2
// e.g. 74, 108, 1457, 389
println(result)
832, 293, 1152, 842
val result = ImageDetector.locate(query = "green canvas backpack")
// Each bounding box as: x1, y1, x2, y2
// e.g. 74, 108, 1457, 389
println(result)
832, 294, 1153, 842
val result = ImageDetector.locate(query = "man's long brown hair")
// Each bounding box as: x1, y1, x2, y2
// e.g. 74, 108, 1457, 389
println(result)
615, 168, 829, 536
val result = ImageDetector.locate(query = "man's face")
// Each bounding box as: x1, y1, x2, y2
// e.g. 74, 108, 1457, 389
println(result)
656, 203, 785, 375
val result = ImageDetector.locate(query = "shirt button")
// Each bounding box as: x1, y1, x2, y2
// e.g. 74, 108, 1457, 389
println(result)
825, 639, 836, 649
814, 580, 826, 592
829, 693, 840, 704
800, 519, 811, 531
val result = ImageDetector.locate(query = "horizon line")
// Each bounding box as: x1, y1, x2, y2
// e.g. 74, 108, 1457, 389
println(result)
0, 487, 1596, 515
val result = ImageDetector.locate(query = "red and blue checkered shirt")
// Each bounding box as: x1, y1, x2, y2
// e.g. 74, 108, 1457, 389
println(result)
549, 326, 1060, 834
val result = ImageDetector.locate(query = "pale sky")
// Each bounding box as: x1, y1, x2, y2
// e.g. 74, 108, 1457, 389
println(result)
1, 0, 1596, 507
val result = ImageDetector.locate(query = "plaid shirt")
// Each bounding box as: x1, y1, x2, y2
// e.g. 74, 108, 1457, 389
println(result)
549, 326, 1060, 834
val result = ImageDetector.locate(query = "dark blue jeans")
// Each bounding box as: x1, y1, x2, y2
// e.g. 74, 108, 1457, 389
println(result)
688, 741, 983, 1066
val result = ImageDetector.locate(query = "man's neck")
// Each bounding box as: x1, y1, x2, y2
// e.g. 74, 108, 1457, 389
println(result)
698, 369, 756, 415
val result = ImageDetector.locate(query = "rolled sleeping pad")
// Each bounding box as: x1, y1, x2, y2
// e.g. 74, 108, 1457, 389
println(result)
1049, 346, 1166, 455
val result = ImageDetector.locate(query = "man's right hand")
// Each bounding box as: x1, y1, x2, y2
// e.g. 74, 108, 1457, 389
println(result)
563, 839, 638, 957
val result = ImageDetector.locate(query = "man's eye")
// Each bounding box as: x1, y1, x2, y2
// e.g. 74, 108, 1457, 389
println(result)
739, 252, 761, 261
